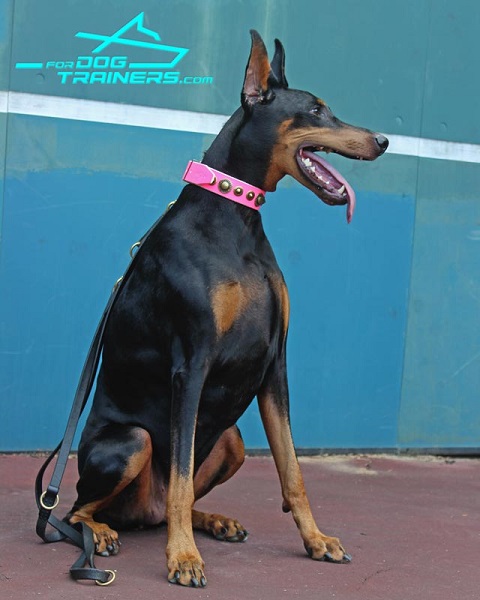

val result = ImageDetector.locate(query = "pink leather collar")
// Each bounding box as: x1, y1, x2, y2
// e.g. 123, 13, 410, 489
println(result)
182, 160, 266, 210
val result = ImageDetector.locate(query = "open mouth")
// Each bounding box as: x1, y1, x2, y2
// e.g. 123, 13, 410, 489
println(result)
296, 146, 356, 223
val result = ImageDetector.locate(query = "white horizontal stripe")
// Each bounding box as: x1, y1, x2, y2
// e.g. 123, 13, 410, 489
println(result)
0, 91, 7, 113
1, 91, 480, 164
0, 91, 228, 135
386, 134, 480, 164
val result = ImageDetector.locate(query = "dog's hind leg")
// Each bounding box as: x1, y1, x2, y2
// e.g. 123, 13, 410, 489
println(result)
67, 426, 153, 556
192, 425, 248, 542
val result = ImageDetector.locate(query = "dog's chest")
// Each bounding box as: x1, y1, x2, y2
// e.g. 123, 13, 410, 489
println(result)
209, 261, 288, 371
199, 268, 287, 422
211, 269, 283, 331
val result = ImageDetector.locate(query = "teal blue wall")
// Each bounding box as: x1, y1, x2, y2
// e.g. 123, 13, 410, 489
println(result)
1, 0, 479, 451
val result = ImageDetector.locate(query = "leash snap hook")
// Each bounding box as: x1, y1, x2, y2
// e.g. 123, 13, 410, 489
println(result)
95, 569, 116, 586
40, 490, 60, 510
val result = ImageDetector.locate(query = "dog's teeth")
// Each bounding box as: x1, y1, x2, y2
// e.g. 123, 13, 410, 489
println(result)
303, 158, 312, 167
338, 185, 345, 195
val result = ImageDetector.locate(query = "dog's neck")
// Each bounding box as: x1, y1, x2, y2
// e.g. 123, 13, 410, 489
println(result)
182, 161, 266, 210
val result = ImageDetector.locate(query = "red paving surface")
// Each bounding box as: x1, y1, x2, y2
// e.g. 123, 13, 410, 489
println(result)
1, 453, 479, 600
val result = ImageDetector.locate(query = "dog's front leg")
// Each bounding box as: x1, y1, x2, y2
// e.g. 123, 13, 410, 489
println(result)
166, 366, 207, 587
258, 368, 351, 563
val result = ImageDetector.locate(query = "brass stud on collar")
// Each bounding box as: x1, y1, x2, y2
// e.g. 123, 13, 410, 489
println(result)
246, 191, 255, 201
234, 187, 243, 196
255, 194, 266, 207
219, 179, 232, 193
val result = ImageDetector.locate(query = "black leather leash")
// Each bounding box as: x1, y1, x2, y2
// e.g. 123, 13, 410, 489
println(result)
34, 207, 171, 585
35, 287, 118, 585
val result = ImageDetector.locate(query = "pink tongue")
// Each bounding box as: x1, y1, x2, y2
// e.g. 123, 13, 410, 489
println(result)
305, 151, 356, 223
346, 190, 356, 224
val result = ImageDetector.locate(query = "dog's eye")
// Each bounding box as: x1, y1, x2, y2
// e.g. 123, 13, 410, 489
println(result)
309, 105, 323, 116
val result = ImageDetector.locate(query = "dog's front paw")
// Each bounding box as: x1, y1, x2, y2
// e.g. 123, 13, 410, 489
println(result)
304, 534, 351, 564
167, 552, 207, 587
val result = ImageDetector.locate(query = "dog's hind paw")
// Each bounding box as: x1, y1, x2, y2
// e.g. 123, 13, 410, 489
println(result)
192, 510, 248, 542
212, 516, 248, 542
68, 513, 121, 556
93, 527, 121, 557
96, 539, 121, 557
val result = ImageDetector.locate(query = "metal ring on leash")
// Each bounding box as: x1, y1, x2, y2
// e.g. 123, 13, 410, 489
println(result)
40, 491, 60, 510
128, 200, 176, 259
95, 570, 116, 586
113, 276, 124, 292
129, 241, 141, 258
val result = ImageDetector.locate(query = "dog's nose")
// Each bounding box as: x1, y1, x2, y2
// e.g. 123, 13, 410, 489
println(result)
374, 134, 389, 153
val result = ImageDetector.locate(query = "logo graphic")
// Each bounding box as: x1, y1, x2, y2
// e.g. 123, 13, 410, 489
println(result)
75, 12, 189, 69
15, 12, 213, 86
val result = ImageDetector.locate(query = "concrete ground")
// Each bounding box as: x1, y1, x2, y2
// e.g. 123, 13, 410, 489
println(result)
0, 453, 478, 600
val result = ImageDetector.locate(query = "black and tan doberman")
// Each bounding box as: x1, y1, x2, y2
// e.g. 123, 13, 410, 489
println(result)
67, 30, 388, 587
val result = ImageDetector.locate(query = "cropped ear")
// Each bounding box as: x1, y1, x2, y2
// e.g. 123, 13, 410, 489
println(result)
270, 39, 288, 88
242, 30, 275, 109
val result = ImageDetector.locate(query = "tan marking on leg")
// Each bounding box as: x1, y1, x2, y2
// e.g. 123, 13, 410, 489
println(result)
194, 426, 245, 499
258, 392, 347, 561
192, 427, 247, 542
70, 434, 153, 554
166, 468, 205, 586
